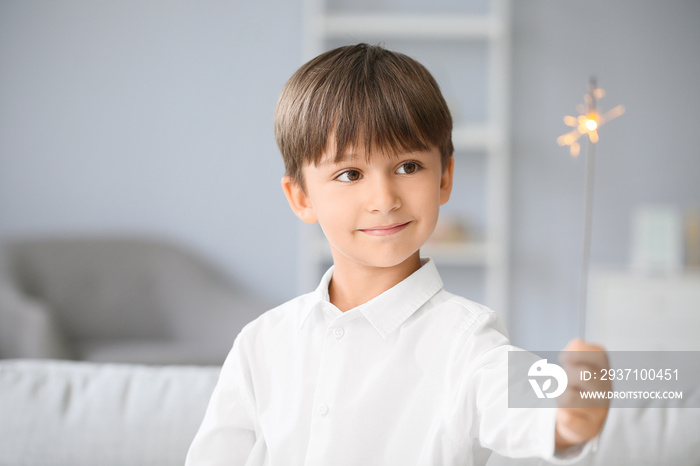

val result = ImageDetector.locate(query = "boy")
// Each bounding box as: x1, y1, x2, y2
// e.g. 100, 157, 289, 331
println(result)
186, 43, 610, 465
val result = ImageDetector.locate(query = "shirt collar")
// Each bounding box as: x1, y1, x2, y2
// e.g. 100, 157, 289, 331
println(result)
301, 258, 444, 338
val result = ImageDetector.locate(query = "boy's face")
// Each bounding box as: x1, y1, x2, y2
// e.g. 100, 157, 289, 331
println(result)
282, 144, 454, 273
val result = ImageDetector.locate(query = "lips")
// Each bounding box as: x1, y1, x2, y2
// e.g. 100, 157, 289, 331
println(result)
359, 221, 411, 237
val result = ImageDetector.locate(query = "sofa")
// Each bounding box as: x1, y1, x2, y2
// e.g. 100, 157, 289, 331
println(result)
1, 358, 699, 466
0, 236, 269, 365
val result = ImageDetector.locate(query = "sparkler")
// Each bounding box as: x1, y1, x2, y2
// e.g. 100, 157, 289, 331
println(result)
558, 77, 624, 339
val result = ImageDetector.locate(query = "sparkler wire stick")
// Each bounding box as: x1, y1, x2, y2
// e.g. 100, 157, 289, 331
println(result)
578, 77, 597, 340
578, 78, 597, 340
557, 77, 624, 340
579, 127, 595, 340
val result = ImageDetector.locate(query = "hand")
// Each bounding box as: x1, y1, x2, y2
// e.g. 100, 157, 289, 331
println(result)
554, 338, 611, 451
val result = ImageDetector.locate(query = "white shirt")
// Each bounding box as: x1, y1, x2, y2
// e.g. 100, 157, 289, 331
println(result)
186, 259, 573, 466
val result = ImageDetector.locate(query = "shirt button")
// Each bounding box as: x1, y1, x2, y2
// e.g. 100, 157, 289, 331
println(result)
317, 404, 329, 417
332, 327, 345, 339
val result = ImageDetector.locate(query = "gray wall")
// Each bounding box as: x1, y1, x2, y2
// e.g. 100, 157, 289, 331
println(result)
1, 1, 698, 349
509, 0, 700, 349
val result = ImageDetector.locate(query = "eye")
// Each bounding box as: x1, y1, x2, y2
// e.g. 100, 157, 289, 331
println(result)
335, 169, 362, 182
396, 161, 421, 175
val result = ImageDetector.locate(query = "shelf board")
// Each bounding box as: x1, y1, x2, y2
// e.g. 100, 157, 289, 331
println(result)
320, 13, 503, 40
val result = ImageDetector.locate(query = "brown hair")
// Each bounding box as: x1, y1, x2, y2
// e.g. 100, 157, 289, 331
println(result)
274, 43, 453, 187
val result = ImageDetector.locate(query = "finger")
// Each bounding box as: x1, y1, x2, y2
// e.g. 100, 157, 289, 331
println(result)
559, 343, 609, 371
561, 338, 606, 353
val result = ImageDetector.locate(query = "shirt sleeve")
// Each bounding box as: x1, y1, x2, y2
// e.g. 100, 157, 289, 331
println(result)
452, 310, 593, 463
185, 330, 258, 466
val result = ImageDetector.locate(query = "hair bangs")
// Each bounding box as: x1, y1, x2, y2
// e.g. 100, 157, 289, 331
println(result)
327, 82, 435, 165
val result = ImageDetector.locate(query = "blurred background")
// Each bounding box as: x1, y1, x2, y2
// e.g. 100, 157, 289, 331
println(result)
1, 0, 698, 360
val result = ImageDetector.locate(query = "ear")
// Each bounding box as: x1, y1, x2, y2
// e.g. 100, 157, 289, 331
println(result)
439, 155, 455, 206
281, 175, 318, 224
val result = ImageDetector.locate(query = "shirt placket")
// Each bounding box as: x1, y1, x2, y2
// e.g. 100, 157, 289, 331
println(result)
303, 305, 354, 466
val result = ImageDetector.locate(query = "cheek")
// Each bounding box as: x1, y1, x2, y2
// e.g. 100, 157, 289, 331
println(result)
410, 180, 442, 208
409, 183, 442, 227
312, 192, 353, 229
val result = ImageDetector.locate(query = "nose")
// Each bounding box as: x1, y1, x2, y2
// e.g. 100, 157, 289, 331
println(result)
366, 174, 401, 214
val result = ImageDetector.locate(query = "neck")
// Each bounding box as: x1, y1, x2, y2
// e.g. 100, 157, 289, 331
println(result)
328, 251, 422, 312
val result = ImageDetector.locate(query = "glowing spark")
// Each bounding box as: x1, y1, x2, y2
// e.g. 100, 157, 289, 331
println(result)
585, 117, 598, 132
557, 78, 625, 157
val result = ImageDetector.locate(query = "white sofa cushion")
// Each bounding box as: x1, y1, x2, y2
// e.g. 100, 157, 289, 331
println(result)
0, 359, 219, 466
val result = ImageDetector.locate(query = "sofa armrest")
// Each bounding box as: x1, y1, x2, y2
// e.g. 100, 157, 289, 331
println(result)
0, 285, 73, 359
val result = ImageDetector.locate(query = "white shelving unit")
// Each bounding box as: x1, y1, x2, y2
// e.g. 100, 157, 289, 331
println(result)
298, 0, 511, 318
587, 268, 700, 350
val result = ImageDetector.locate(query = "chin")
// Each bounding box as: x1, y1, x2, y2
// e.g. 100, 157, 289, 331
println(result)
358, 251, 421, 270
330, 237, 425, 270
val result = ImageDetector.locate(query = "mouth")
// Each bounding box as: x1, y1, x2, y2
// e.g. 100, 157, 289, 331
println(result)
358, 221, 411, 237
